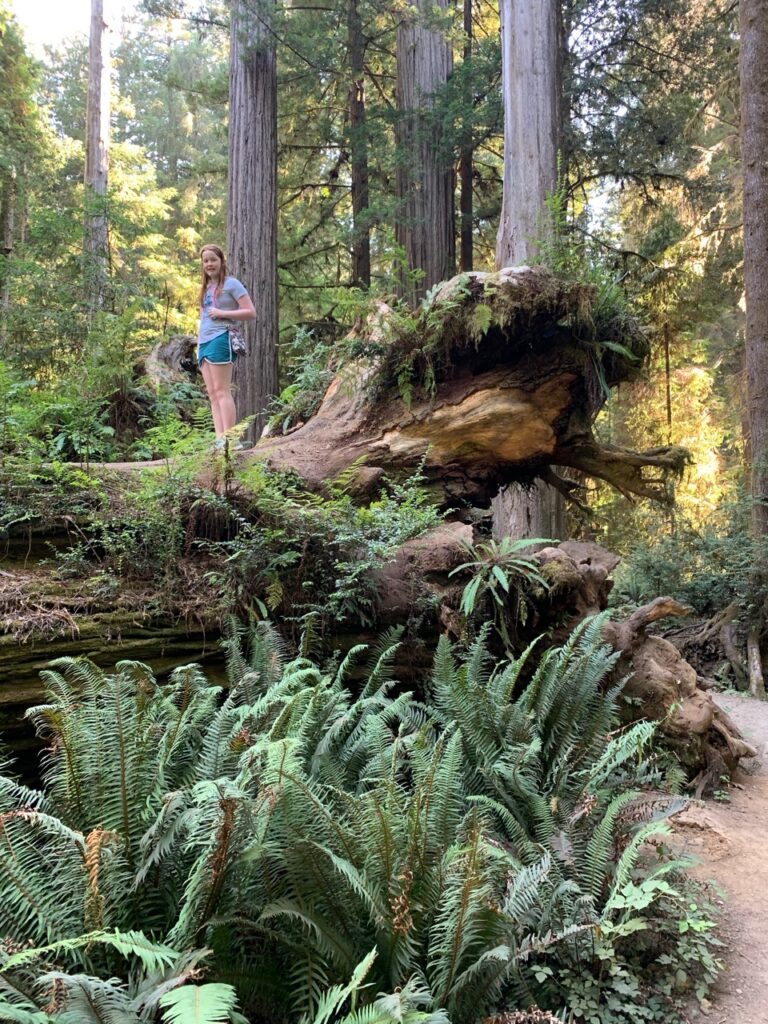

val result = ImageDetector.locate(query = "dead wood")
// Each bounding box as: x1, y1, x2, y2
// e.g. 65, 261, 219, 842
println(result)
747, 628, 767, 699
254, 268, 688, 507
531, 543, 755, 784
129, 268, 691, 512
663, 603, 750, 690
374, 530, 754, 780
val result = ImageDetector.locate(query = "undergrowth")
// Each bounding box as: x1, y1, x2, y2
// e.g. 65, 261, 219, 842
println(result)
0, 617, 721, 1023
611, 505, 757, 620
1, 448, 443, 637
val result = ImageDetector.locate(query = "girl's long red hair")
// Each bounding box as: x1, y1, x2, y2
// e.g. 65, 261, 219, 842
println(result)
198, 244, 228, 308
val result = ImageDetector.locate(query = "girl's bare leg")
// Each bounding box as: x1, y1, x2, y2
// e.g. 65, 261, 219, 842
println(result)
201, 360, 236, 436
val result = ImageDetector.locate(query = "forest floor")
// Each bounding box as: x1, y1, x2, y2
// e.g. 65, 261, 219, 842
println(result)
674, 692, 768, 1024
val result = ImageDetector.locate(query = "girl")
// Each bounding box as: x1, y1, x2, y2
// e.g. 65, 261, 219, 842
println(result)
197, 244, 256, 447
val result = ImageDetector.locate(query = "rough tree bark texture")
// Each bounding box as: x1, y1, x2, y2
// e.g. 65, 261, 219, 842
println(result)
741, 0, 768, 692
395, 0, 455, 305
495, 0, 560, 267
229, 0, 279, 441
0, 170, 15, 352
84, 0, 111, 313
741, 0, 768, 544
348, 0, 370, 289
459, 0, 473, 273
740, 0, 768, 698
493, 0, 564, 541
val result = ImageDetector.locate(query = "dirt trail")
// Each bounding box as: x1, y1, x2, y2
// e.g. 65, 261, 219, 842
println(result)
673, 693, 768, 1024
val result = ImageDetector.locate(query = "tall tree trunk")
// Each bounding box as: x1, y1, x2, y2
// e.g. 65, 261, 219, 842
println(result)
459, 0, 473, 272
740, 0, 768, 545
395, 0, 455, 305
495, 0, 559, 265
84, 0, 111, 315
229, 0, 279, 441
0, 170, 15, 354
493, 0, 564, 541
739, 0, 768, 688
348, 0, 370, 289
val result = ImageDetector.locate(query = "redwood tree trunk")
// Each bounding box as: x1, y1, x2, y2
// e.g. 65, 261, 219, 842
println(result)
229, 0, 279, 441
395, 0, 455, 305
0, 170, 15, 353
84, 0, 111, 314
459, 0, 473, 273
740, 0, 768, 546
495, 0, 560, 266
348, 0, 370, 289
493, 0, 564, 540
739, 0, 768, 692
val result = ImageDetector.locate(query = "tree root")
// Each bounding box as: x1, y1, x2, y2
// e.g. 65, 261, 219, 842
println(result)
555, 439, 691, 505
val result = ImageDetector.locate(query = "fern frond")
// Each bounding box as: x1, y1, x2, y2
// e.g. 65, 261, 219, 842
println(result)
159, 983, 240, 1024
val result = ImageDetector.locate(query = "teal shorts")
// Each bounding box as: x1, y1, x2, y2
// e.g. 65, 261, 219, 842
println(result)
198, 331, 237, 365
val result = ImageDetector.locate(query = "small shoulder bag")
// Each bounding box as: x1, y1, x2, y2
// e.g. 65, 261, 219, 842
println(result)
229, 323, 247, 356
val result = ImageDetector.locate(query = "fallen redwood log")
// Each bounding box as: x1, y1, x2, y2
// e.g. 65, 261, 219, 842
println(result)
143, 267, 688, 508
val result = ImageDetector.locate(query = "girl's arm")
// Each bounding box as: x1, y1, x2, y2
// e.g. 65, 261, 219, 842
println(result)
210, 295, 257, 322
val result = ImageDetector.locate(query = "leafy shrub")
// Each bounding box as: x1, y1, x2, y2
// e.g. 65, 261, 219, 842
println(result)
203, 461, 443, 628
267, 327, 335, 434
611, 505, 756, 618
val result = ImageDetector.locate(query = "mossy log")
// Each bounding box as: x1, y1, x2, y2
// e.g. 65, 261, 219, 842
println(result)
0, 564, 223, 693
145, 267, 689, 508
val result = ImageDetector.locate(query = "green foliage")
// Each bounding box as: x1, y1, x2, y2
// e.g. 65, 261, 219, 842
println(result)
204, 461, 443, 628
1, 411, 441, 630
267, 327, 335, 435
0, 618, 716, 1023
0, 346, 208, 465
159, 984, 245, 1024
449, 537, 553, 652
611, 504, 756, 618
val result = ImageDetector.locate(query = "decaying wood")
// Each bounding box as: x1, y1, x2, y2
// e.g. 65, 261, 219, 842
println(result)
663, 603, 750, 690
256, 268, 688, 507
0, 563, 220, 690
373, 532, 756, 781
747, 627, 766, 699
142, 268, 689, 510
538, 544, 757, 786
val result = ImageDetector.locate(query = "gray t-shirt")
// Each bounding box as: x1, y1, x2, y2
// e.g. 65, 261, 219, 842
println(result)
198, 276, 248, 346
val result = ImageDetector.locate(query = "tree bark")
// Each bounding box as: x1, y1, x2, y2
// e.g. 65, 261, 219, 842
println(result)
348, 0, 370, 289
740, 0, 768, 544
740, 0, 768, 670
229, 0, 279, 441
747, 628, 766, 699
395, 0, 455, 305
493, 0, 564, 541
0, 170, 15, 354
741, 2, 768, 688
459, 0, 473, 273
495, 0, 560, 267
84, 0, 111, 314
